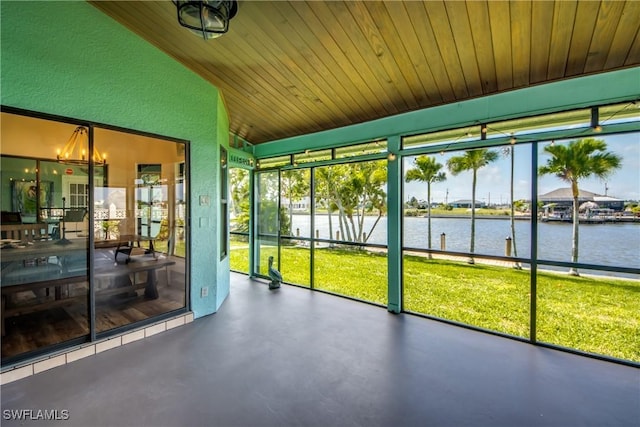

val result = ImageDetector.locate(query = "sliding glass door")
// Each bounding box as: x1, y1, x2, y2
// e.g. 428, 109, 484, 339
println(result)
93, 128, 187, 335
0, 109, 189, 364
1, 114, 90, 361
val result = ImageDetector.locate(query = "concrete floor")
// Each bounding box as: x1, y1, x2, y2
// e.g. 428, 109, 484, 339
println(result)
1, 272, 638, 427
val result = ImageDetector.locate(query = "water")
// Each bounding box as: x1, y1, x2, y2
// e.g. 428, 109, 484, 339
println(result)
289, 214, 640, 270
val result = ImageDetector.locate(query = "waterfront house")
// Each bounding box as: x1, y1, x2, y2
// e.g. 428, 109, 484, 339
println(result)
449, 199, 488, 209
539, 187, 625, 211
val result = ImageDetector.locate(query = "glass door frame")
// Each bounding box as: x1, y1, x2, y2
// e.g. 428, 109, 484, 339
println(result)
0, 106, 191, 365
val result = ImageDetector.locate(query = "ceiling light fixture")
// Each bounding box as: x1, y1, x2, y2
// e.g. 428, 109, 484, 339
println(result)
174, 0, 238, 40
56, 126, 106, 165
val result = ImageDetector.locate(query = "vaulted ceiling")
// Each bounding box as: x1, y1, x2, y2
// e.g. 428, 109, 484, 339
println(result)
91, 1, 640, 145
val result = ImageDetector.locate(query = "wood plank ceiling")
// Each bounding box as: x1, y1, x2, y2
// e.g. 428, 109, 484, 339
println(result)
91, 1, 640, 145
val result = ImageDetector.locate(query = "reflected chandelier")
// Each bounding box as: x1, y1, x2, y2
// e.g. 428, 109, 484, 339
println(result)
174, 0, 238, 40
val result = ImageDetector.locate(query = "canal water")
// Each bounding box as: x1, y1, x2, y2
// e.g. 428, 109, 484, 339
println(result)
290, 214, 640, 270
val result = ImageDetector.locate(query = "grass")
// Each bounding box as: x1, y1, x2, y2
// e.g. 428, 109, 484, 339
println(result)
230, 243, 640, 362
403, 256, 531, 337
153, 239, 186, 257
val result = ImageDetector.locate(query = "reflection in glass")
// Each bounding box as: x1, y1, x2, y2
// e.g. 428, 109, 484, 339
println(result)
1, 114, 90, 359
93, 128, 186, 334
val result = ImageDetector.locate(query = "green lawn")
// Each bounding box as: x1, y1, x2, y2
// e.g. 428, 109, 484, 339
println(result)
154, 239, 186, 257
230, 245, 640, 362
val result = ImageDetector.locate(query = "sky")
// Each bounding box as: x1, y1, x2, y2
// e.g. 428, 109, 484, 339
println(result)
403, 133, 640, 205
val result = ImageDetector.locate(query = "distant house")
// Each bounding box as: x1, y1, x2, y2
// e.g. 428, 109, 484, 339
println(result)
281, 196, 311, 212
449, 199, 487, 209
539, 188, 625, 211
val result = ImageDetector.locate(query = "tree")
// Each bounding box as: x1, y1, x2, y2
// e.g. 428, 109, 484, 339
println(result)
502, 145, 521, 269
315, 161, 387, 244
538, 138, 621, 275
316, 165, 350, 241
315, 167, 337, 242
405, 155, 446, 258
230, 168, 250, 233
406, 196, 419, 209
447, 148, 499, 263
280, 169, 309, 236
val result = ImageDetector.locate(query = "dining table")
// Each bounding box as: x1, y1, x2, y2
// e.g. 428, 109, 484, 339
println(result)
1, 237, 172, 335
1, 238, 89, 336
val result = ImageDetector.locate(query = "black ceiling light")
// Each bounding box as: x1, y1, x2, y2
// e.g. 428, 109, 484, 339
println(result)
174, 0, 238, 40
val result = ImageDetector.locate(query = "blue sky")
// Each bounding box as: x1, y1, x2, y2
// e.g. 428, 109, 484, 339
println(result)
403, 133, 640, 205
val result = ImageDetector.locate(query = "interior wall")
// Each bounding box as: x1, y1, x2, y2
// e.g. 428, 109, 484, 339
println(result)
0, 1, 230, 318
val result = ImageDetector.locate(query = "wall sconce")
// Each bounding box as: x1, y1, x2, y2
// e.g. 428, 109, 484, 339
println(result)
56, 126, 106, 165
387, 152, 397, 162
591, 107, 602, 132
174, 0, 238, 40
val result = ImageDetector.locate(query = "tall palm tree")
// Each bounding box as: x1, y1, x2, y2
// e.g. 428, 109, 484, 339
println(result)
502, 145, 521, 269
539, 138, 621, 276
447, 148, 499, 263
405, 155, 446, 258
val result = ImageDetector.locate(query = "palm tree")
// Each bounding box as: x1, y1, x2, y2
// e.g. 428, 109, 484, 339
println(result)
405, 155, 446, 258
538, 138, 621, 276
502, 145, 521, 269
447, 148, 499, 263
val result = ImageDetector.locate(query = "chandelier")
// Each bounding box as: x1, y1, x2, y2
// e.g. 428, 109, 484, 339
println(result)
56, 126, 106, 165
174, 0, 238, 40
